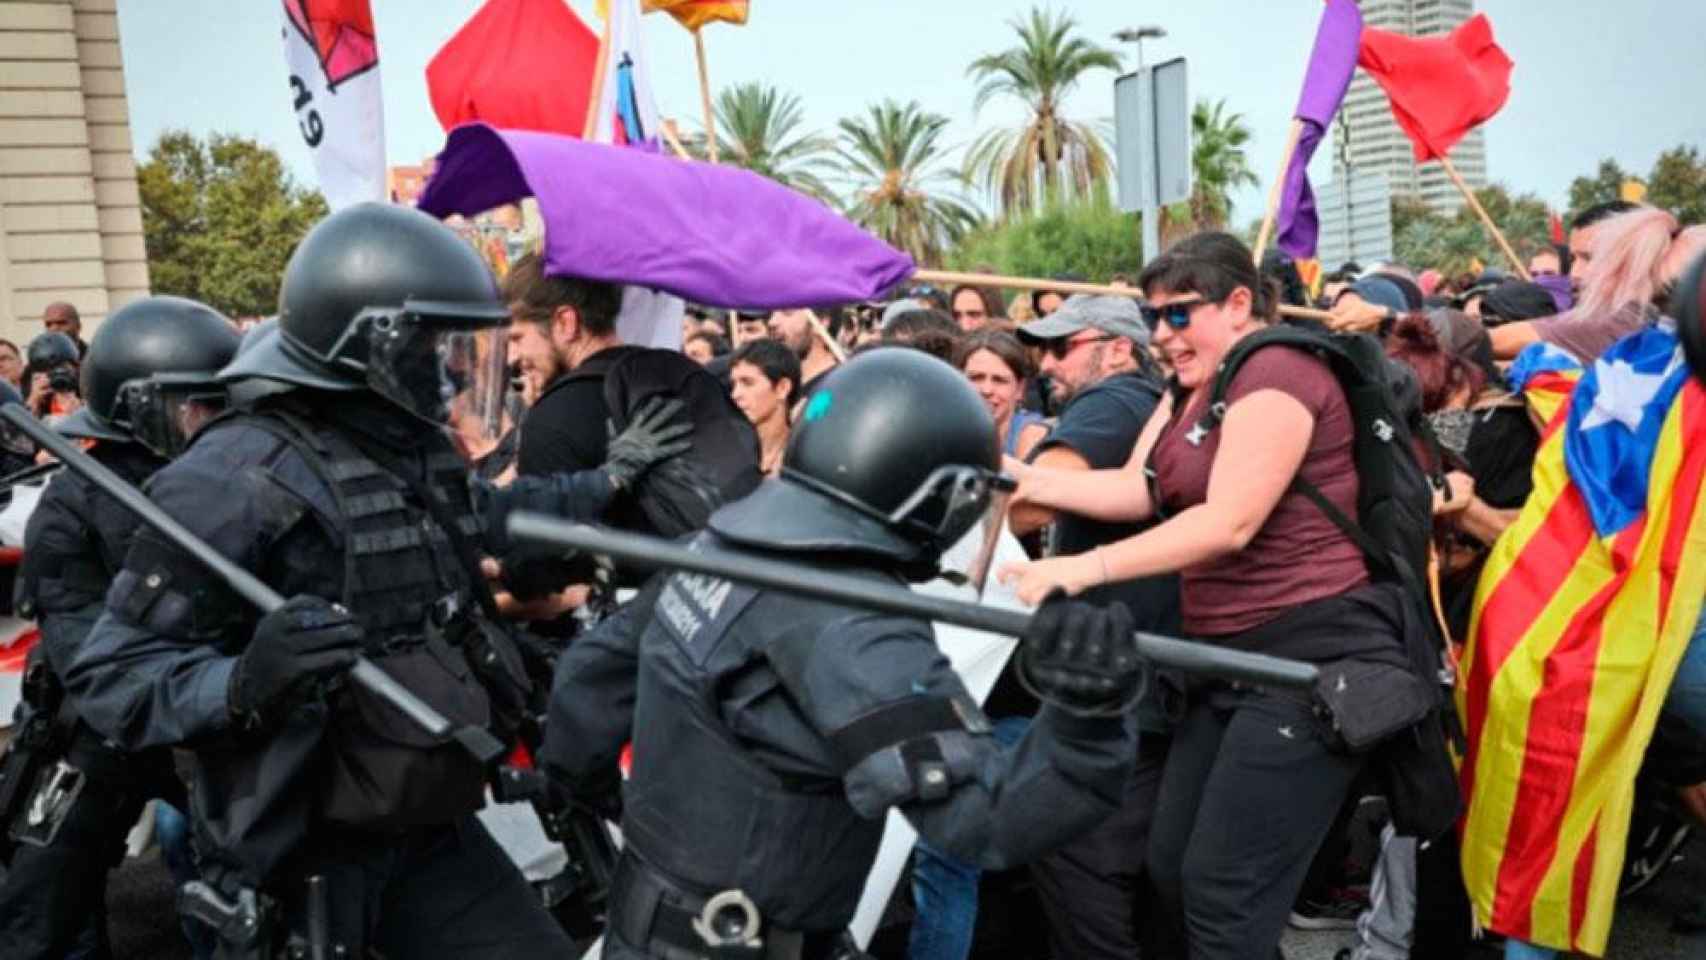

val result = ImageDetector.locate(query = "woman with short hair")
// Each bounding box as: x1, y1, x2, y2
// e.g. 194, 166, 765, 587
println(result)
999, 231, 1414, 960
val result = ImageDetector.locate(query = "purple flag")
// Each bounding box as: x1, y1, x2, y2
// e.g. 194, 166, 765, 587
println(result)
416, 122, 916, 309
1275, 0, 1363, 259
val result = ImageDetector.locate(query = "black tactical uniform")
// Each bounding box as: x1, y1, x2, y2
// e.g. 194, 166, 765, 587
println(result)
0, 296, 240, 959
542, 348, 1150, 960
64, 204, 590, 959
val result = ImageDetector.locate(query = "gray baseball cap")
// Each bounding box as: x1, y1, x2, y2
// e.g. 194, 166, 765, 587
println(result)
1016, 294, 1150, 346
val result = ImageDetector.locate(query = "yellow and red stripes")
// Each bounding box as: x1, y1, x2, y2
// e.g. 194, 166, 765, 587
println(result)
1459, 382, 1706, 955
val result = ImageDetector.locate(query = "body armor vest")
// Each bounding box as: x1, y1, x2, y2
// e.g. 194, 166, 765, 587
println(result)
235, 407, 512, 829
623, 564, 887, 933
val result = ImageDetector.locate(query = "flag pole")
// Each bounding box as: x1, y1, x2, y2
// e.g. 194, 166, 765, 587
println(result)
1437, 152, 1531, 281
910, 267, 1336, 325
660, 119, 691, 160
1252, 119, 1305, 264
693, 29, 718, 163
582, 6, 614, 140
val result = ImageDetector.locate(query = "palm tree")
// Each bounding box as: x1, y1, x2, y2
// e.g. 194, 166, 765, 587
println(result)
836, 100, 981, 264
696, 81, 839, 204
963, 7, 1121, 219
1188, 99, 1259, 230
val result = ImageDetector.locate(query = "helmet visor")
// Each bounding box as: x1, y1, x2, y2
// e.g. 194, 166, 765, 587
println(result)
365, 312, 508, 450
889, 465, 1016, 594
120, 379, 228, 457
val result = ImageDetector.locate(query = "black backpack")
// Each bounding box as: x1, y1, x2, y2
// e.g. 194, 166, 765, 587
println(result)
572, 347, 763, 539
1198, 326, 1462, 840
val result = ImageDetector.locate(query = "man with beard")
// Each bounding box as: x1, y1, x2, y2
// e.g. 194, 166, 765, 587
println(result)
768, 306, 842, 396
1006, 294, 1184, 960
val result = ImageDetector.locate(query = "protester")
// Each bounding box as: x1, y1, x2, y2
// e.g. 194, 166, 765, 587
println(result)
728, 338, 799, 475
1030, 273, 1085, 317
881, 306, 961, 363
1261, 249, 1309, 309
1326, 274, 1412, 334
768, 306, 841, 394
732, 309, 770, 344
682, 330, 729, 365
1005, 294, 1184, 960
40, 301, 88, 357
1529, 248, 1563, 277
0, 337, 21, 388
999, 231, 1415, 960
949, 283, 1007, 332
954, 329, 1047, 461
1488, 201, 1682, 360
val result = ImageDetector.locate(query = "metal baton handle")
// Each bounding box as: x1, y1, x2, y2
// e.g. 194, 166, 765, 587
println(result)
0, 405, 504, 764
507, 513, 1321, 691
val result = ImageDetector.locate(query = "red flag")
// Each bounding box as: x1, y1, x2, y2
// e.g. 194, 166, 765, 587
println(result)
1357, 14, 1512, 162
1550, 212, 1566, 246
427, 0, 601, 137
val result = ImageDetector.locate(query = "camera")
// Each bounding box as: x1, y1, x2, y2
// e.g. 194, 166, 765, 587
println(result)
48, 367, 78, 394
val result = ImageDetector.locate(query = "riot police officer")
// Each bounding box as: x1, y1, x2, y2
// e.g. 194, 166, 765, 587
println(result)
61, 203, 690, 958
542, 347, 1149, 960
0, 295, 241, 958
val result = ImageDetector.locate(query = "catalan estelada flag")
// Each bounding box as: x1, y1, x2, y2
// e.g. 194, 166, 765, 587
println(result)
1459, 321, 1706, 955
642, 0, 749, 31
1507, 340, 1585, 431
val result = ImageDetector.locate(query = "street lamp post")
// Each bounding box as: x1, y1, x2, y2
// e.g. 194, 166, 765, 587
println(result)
1113, 25, 1167, 72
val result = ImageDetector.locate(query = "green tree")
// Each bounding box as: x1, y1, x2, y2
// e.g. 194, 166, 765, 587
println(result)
836, 100, 981, 265
948, 192, 1144, 281
962, 7, 1120, 219
1645, 145, 1706, 224
138, 131, 327, 316
698, 81, 838, 203
1188, 99, 1258, 229
1390, 186, 1552, 277
1567, 158, 1635, 218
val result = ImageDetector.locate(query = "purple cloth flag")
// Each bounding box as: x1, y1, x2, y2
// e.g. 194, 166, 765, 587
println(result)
1275, 0, 1363, 259
416, 122, 917, 309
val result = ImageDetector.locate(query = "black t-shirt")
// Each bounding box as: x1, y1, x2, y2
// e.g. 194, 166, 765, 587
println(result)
517, 346, 648, 478
984, 371, 1182, 722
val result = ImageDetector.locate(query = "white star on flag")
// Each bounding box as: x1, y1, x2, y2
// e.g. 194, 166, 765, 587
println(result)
1579, 353, 1682, 432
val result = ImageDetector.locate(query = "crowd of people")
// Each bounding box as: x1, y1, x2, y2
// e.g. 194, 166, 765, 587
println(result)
0, 195, 1702, 960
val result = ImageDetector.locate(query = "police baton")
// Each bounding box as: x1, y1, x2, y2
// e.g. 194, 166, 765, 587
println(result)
0, 404, 507, 767
507, 513, 1322, 691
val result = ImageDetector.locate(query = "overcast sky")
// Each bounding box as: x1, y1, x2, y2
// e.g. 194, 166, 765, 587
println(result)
116, 1, 1706, 225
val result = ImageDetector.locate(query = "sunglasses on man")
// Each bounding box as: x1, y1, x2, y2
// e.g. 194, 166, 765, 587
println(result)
1040, 332, 1115, 360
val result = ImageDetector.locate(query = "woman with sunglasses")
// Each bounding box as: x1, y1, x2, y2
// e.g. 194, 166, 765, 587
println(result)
998, 231, 1398, 960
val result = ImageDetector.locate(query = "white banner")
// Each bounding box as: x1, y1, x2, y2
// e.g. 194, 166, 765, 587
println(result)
280, 0, 386, 210
589, 0, 664, 150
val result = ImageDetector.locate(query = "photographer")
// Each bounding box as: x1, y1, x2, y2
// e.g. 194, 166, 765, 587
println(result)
22, 332, 82, 422
999, 232, 1413, 960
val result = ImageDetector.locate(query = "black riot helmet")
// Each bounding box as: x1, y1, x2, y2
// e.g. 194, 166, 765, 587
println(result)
0, 378, 32, 460
1678, 252, 1706, 386
219, 203, 511, 443
709, 348, 1012, 576
58, 295, 241, 456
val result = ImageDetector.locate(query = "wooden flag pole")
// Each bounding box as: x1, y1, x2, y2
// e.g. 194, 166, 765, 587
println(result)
910, 268, 1336, 325
808, 311, 848, 363
660, 119, 691, 160
1437, 152, 1531, 282
693, 30, 718, 163
582, 10, 614, 140
1252, 119, 1305, 264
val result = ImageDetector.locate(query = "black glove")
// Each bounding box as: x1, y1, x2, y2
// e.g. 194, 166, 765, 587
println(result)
1016, 596, 1147, 717
602, 397, 695, 491
228, 595, 363, 726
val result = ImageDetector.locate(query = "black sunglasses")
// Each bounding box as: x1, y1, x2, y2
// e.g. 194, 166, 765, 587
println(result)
1041, 333, 1114, 360
1139, 297, 1209, 330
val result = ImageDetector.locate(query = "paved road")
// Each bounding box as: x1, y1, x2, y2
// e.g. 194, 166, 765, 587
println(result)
108, 834, 1705, 958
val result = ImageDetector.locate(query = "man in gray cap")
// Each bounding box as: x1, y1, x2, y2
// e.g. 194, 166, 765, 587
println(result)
1006, 293, 1185, 960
